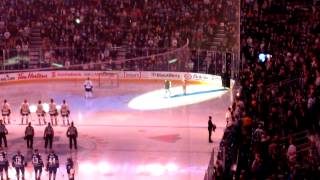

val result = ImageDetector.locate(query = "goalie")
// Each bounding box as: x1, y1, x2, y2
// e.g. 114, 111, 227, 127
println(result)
84, 77, 93, 99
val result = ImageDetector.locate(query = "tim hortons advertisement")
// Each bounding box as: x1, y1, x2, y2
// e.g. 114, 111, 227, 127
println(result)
17, 72, 48, 80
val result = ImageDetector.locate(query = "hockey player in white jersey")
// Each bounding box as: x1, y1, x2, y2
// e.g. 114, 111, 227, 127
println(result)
1, 100, 11, 124
49, 99, 58, 126
60, 100, 70, 125
20, 99, 30, 125
36, 100, 46, 125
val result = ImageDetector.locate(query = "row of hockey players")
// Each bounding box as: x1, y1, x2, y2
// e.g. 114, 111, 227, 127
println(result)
1, 99, 70, 126
0, 149, 75, 180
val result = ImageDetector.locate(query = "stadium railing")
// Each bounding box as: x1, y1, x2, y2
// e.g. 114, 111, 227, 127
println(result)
0, 40, 241, 79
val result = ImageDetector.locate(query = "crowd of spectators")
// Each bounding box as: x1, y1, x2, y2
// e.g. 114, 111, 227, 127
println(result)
214, 0, 320, 179
0, 0, 239, 70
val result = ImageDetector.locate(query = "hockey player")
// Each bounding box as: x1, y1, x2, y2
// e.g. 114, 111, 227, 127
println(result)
66, 122, 78, 150
44, 123, 54, 150
49, 99, 58, 126
182, 77, 187, 95
66, 157, 75, 180
164, 80, 172, 98
0, 147, 9, 180
36, 100, 46, 125
60, 100, 70, 126
46, 150, 59, 180
0, 120, 8, 148
1, 100, 11, 124
12, 150, 26, 180
84, 77, 93, 98
32, 149, 44, 180
20, 99, 30, 125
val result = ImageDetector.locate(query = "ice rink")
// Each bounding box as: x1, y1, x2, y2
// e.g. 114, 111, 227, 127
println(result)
0, 79, 231, 180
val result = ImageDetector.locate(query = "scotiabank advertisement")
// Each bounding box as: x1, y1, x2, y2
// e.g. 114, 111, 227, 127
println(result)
0, 71, 223, 86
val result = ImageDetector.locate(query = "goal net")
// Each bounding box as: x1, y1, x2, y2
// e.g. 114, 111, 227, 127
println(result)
97, 72, 119, 88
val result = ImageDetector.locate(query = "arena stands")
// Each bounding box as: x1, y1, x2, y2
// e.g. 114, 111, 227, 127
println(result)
209, 0, 320, 179
0, 0, 239, 71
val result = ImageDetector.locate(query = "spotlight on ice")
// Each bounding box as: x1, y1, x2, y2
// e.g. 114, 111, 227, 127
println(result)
165, 163, 178, 172
98, 162, 111, 174
29, 104, 37, 113
146, 163, 166, 176
128, 84, 227, 110
43, 103, 49, 113
79, 162, 95, 173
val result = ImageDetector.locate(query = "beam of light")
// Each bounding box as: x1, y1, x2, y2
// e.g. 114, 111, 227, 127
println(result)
43, 103, 49, 113
165, 163, 178, 172
98, 162, 112, 174
146, 163, 166, 176
136, 163, 178, 176
30, 103, 60, 113
79, 162, 95, 173
128, 84, 227, 110
8, 167, 31, 179
29, 104, 37, 113
77, 111, 83, 122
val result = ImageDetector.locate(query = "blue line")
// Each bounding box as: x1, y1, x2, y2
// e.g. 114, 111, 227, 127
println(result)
170, 88, 227, 98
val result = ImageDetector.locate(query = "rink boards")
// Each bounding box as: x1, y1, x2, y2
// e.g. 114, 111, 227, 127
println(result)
0, 71, 229, 87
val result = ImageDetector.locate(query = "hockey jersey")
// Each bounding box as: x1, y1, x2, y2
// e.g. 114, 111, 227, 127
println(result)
32, 153, 43, 167
12, 154, 25, 168
47, 153, 59, 168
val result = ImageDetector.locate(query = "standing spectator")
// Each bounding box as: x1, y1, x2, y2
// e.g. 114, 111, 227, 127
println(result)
36, 100, 46, 125
20, 99, 30, 125
287, 138, 297, 166
1, 100, 11, 124
25, 122, 35, 149
66, 157, 75, 180
0, 147, 9, 180
32, 149, 44, 180
225, 107, 232, 127
49, 99, 58, 126
44, 123, 54, 150
66, 122, 78, 150
208, 116, 216, 143
251, 153, 263, 180
60, 100, 70, 126
12, 150, 26, 180
46, 150, 59, 180
0, 120, 8, 148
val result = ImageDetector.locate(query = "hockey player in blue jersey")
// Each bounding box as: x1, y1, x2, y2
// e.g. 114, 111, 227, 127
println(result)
66, 157, 75, 180
0, 147, 9, 180
46, 150, 59, 180
32, 149, 44, 180
12, 150, 26, 180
